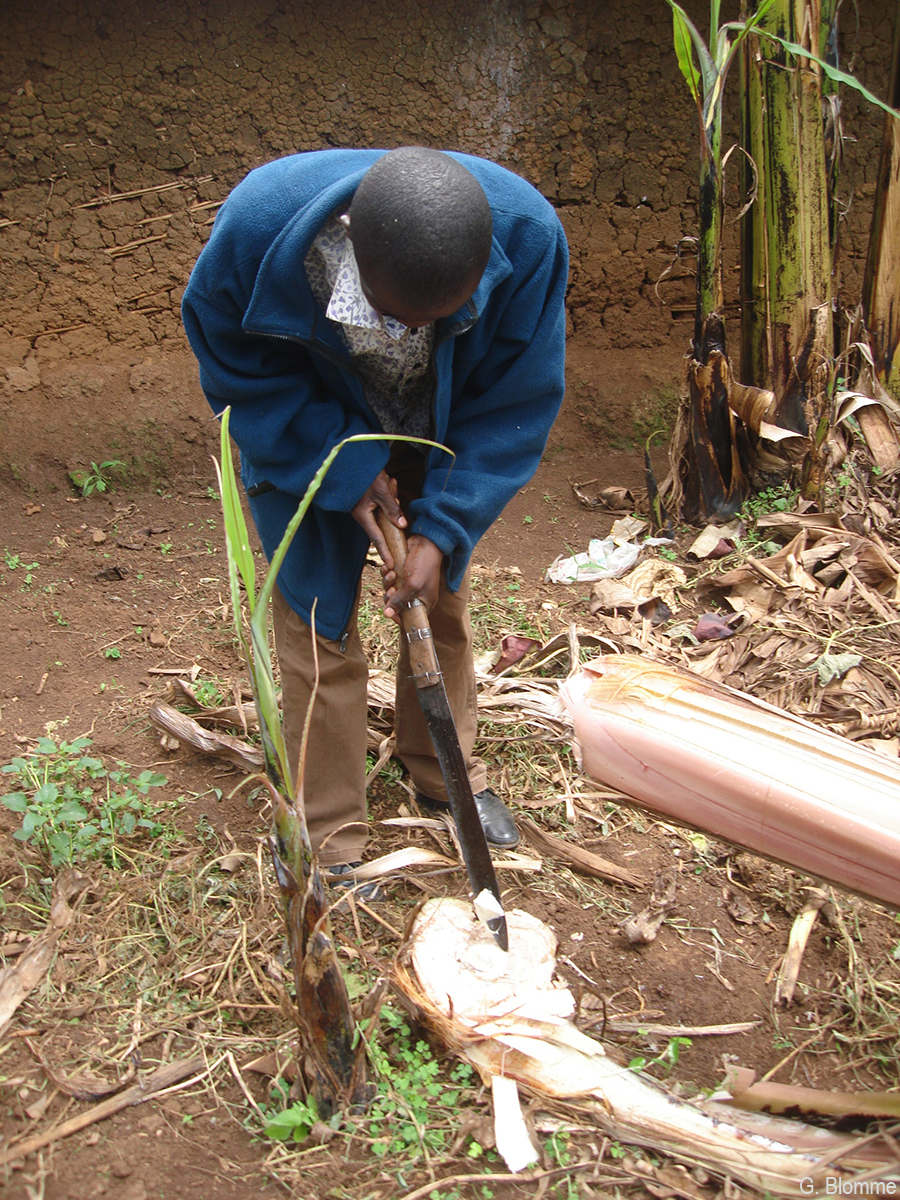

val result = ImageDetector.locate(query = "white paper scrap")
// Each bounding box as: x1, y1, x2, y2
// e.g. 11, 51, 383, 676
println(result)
546, 537, 641, 584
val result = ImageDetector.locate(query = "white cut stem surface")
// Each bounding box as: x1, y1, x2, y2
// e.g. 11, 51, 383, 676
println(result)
491, 1074, 539, 1172
407, 898, 898, 1197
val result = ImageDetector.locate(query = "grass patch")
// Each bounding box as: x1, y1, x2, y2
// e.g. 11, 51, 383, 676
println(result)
630, 383, 681, 448
468, 568, 546, 647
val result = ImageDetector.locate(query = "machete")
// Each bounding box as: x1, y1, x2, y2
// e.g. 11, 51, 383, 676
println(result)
377, 512, 509, 952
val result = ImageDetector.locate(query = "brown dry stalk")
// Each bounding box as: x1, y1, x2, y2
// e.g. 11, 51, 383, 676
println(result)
607, 1019, 760, 1036
33, 323, 89, 338
75, 176, 213, 208
106, 233, 168, 258
726, 1067, 900, 1121
520, 817, 643, 888
0, 1057, 205, 1166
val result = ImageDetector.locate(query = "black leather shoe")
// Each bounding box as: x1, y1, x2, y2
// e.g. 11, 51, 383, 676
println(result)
416, 787, 520, 849
324, 862, 381, 901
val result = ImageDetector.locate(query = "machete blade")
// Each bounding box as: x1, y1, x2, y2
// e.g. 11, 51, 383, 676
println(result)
376, 511, 509, 951
415, 682, 509, 952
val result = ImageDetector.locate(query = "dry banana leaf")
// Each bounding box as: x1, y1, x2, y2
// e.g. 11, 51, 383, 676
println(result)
351, 847, 458, 881
0, 872, 86, 1035
519, 817, 643, 888
774, 889, 828, 1006
149, 699, 264, 772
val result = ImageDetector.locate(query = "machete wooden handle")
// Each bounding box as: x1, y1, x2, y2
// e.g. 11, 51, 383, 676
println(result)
377, 509, 409, 574
376, 511, 441, 687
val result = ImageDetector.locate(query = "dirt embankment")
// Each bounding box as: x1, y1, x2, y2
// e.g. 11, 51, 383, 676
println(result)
0, 0, 892, 485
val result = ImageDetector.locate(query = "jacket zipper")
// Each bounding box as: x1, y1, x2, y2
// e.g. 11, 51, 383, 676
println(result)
245, 309, 478, 645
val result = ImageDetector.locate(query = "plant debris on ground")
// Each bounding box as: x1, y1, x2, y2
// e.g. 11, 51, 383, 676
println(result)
1, 439, 900, 1199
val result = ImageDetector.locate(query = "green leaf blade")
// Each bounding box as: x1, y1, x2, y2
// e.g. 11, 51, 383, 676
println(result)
759, 31, 900, 120
217, 407, 257, 613
672, 4, 702, 103
666, 0, 718, 97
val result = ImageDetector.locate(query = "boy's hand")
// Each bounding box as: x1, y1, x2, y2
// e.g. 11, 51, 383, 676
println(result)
382, 535, 443, 622
350, 470, 406, 567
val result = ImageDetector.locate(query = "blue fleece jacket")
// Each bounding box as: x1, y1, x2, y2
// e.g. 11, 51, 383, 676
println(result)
182, 149, 568, 641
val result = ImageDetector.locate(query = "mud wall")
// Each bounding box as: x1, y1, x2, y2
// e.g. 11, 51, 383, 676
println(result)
0, 0, 894, 475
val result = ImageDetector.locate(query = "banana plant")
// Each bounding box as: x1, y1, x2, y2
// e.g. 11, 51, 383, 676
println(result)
860, 3, 900, 415
666, 0, 900, 521
663, 0, 785, 522
215, 408, 447, 1112
668, 0, 778, 332
739, 0, 900, 489
670, 0, 897, 343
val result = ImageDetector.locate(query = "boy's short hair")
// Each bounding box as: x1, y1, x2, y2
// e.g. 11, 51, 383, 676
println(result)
349, 147, 492, 310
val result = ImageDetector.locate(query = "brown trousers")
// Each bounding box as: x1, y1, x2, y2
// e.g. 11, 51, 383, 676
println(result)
272, 565, 487, 867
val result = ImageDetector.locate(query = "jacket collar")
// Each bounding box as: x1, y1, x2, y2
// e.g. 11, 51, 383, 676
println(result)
459, 238, 513, 330
242, 171, 514, 348
243, 172, 366, 346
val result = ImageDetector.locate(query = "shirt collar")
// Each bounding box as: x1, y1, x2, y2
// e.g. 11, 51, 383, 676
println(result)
325, 234, 409, 341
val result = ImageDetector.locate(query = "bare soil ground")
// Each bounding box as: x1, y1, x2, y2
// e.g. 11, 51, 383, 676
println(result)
1, 353, 899, 1200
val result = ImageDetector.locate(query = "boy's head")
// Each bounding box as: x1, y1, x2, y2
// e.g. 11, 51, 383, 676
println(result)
345, 147, 492, 327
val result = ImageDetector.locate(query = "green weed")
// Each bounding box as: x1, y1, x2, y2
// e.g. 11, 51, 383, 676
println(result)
1, 737, 169, 868
194, 813, 221, 850
739, 483, 797, 523
263, 1091, 324, 1143
192, 677, 229, 707
260, 1004, 478, 1163
69, 460, 127, 497
544, 1129, 578, 1199
365, 749, 404, 786
737, 483, 797, 552
629, 1035, 693, 1076
362, 1005, 474, 1161
4, 550, 39, 588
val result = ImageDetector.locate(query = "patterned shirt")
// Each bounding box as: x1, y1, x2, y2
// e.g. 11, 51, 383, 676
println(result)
304, 216, 434, 439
